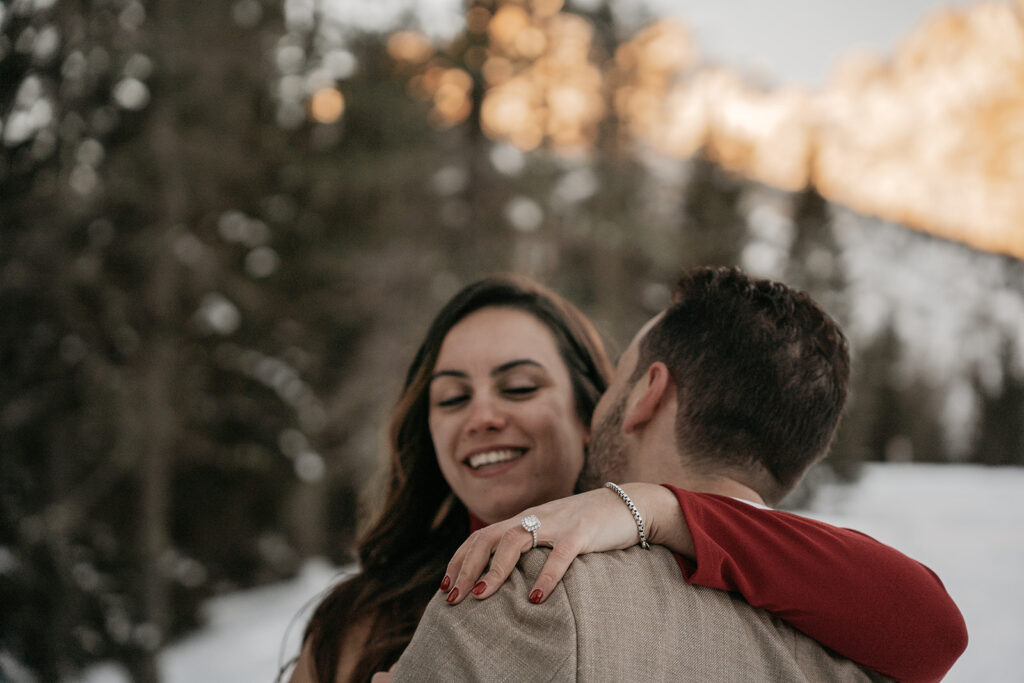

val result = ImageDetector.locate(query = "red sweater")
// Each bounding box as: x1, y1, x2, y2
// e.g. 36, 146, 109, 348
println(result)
664, 485, 968, 683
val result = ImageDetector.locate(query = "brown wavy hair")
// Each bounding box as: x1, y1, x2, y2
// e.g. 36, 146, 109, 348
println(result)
299, 274, 612, 682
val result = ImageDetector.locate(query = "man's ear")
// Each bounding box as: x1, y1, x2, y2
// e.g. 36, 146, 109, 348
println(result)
622, 362, 672, 434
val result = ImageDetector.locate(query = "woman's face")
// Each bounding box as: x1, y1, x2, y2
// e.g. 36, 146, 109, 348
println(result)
428, 307, 588, 524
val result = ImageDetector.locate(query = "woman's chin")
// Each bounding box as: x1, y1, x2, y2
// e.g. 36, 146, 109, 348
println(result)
458, 468, 577, 525
467, 492, 551, 526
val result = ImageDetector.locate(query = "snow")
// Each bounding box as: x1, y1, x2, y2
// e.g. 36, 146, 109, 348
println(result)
79, 463, 1023, 682
79, 562, 351, 683
806, 463, 1024, 682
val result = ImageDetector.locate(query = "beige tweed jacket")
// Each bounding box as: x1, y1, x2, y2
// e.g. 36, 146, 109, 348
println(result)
393, 545, 888, 682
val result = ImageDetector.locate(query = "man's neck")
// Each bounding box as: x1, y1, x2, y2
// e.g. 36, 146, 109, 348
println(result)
664, 472, 766, 506
634, 455, 767, 506
627, 423, 768, 505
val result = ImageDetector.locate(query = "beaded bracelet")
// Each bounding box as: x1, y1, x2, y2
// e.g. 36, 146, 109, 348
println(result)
604, 482, 651, 550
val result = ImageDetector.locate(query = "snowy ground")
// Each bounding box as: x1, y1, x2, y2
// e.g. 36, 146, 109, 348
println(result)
79, 463, 1023, 682
806, 463, 1024, 682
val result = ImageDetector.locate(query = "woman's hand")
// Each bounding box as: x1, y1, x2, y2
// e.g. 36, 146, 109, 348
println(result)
439, 482, 692, 605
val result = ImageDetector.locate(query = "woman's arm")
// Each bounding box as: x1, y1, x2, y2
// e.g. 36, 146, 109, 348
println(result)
440, 485, 673, 604
441, 483, 967, 683
662, 485, 967, 683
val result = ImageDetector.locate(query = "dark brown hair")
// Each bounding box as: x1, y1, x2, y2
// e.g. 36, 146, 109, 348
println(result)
635, 266, 850, 504
300, 274, 612, 682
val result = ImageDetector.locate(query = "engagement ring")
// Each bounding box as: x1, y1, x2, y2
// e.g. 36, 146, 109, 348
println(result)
521, 514, 541, 549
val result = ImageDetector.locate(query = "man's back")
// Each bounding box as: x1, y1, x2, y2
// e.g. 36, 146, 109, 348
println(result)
394, 546, 884, 681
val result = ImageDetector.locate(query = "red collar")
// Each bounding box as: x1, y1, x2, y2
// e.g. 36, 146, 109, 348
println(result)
469, 512, 488, 533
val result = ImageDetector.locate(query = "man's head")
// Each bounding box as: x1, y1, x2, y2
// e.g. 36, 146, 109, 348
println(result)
580, 267, 850, 505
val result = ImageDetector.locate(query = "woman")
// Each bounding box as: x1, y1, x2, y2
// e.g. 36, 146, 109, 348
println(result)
290, 274, 962, 683
289, 275, 611, 683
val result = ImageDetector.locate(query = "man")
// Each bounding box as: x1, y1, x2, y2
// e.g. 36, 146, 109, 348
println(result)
389, 267, 956, 681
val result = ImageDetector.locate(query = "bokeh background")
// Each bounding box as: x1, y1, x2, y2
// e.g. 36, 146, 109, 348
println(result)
3, 0, 1024, 680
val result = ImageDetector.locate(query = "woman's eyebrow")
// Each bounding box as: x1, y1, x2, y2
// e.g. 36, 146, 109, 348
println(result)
430, 359, 545, 383
429, 369, 467, 383
492, 359, 544, 376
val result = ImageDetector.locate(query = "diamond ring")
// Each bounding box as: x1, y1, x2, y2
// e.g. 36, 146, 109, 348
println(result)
521, 514, 541, 549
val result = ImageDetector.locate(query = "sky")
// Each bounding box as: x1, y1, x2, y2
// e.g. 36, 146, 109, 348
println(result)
611, 0, 984, 86
411, 0, 988, 85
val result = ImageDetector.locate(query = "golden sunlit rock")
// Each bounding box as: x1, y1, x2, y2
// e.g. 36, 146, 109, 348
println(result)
812, 1, 1024, 260
310, 87, 344, 123
440, 68, 473, 93
392, 0, 1024, 260
434, 88, 472, 124
546, 13, 592, 62
421, 64, 446, 94
387, 31, 433, 64
547, 85, 590, 129
612, 19, 697, 148
482, 56, 515, 85
659, 86, 708, 157
482, 77, 537, 139
708, 80, 812, 191
433, 68, 474, 125
614, 3, 1024, 261
532, 0, 564, 19
514, 26, 547, 58
489, 5, 531, 46
476, 4, 604, 151
635, 19, 696, 77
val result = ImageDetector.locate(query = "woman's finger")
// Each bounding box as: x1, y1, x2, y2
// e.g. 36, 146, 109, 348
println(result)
446, 526, 509, 605
527, 541, 581, 604
471, 526, 534, 599
441, 531, 479, 593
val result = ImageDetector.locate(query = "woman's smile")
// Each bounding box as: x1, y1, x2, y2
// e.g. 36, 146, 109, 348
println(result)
463, 447, 527, 471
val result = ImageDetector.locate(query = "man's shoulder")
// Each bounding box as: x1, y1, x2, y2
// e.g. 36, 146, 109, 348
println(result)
393, 549, 577, 682
544, 544, 682, 592
393, 548, 664, 682
549, 546, 881, 682
397, 547, 883, 682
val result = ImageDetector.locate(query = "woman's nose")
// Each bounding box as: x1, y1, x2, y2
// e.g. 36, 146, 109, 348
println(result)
465, 398, 507, 434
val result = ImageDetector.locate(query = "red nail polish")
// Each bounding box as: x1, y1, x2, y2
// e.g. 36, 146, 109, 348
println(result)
440, 576, 451, 592
446, 587, 460, 603
471, 581, 487, 596
529, 589, 543, 604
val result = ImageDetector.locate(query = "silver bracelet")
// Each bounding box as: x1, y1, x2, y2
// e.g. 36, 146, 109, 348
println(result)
604, 482, 650, 550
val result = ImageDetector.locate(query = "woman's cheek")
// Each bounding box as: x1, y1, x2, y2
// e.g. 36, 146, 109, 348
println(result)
428, 421, 453, 476
428, 414, 448, 452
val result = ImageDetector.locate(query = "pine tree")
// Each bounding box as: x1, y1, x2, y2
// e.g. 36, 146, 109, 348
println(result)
972, 343, 1024, 466
677, 155, 749, 268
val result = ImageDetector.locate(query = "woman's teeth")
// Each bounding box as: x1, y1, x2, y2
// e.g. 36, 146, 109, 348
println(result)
466, 449, 523, 469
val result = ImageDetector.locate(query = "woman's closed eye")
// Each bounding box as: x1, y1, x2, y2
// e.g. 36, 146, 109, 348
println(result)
436, 393, 470, 408
503, 385, 539, 398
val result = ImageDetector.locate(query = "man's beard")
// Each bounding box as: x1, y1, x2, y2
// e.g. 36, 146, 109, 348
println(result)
576, 390, 630, 492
